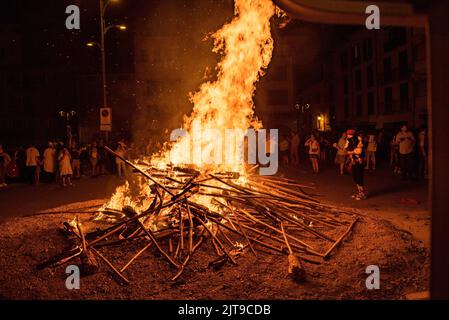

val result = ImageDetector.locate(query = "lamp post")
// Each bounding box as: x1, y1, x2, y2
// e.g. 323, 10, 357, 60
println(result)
86, 0, 126, 140
59, 110, 77, 147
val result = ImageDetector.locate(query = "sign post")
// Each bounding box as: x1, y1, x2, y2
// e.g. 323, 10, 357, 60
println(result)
100, 107, 112, 141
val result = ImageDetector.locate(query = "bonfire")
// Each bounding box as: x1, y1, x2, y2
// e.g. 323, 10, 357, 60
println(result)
39, 0, 359, 284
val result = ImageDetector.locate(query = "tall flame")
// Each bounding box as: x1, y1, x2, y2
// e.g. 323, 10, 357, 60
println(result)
164, 0, 276, 172
101, 0, 278, 215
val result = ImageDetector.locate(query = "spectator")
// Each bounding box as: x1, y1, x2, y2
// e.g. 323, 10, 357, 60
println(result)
90, 142, 99, 176
305, 134, 320, 173
290, 130, 300, 166
146, 138, 153, 156
115, 141, 127, 178
365, 133, 377, 170
345, 129, 367, 200
394, 124, 416, 180
35, 151, 42, 185
319, 134, 330, 162
333, 132, 347, 175
97, 139, 107, 175
390, 135, 400, 174
26, 143, 40, 185
71, 142, 81, 179
58, 148, 73, 186
0, 145, 11, 188
43, 142, 57, 183
418, 126, 428, 180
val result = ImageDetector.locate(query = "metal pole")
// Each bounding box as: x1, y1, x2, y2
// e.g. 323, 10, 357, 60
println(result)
99, 0, 109, 141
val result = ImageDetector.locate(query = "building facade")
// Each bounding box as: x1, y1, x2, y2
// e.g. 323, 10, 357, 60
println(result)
300, 26, 428, 132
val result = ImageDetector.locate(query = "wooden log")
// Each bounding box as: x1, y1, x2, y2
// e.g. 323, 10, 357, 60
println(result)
136, 219, 180, 268
75, 216, 99, 276
323, 217, 359, 260
120, 242, 153, 272
281, 223, 306, 283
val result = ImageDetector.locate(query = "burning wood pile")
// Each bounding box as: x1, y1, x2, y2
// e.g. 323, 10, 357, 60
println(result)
38, 146, 359, 285
38, 0, 361, 286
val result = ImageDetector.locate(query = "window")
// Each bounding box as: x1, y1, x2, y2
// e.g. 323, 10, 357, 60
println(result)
384, 57, 392, 82
366, 64, 374, 88
384, 87, 393, 113
356, 95, 363, 116
399, 51, 409, 77
367, 91, 375, 115
363, 38, 373, 61
352, 44, 360, 66
355, 69, 362, 91
267, 89, 289, 105
400, 83, 409, 111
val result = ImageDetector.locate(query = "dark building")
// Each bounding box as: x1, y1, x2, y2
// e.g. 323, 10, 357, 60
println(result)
299, 26, 427, 132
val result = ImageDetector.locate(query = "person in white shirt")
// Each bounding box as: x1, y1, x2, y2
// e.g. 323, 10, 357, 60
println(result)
26, 143, 40, 185
305, 134, 320, 173
333, 132, 348, 175
290, 131, 300, 166
115, 141, 127, 178
365, 134, 378, 170
43, 142, 57, 183
394, 124, 416, 180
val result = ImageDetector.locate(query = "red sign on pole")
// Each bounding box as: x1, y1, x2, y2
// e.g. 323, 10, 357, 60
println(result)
100, 107, 112, 131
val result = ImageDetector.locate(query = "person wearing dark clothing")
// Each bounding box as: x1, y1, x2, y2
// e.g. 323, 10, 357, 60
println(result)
345, 129, 367, 200
394, 124, 416, 180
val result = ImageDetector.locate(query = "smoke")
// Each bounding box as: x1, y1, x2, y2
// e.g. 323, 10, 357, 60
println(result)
131, 0, 234, 148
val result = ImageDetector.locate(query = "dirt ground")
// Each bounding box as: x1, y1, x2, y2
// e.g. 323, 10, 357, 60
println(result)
0, 199, 429, 300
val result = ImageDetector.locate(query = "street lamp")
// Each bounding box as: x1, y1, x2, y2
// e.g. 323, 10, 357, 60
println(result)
59, 110, 77, 147
86, 0, 127, 140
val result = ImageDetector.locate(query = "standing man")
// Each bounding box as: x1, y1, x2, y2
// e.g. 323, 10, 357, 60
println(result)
26, 143, 40, 185
290, 130, 300, 166
333, 132, 347, 176
418, 126, 428, 180
43, 142, 56, 183
365, 133, 377, 170
345, 129, 367, 200
394, 124, 416, 180
115, 140, 127, 178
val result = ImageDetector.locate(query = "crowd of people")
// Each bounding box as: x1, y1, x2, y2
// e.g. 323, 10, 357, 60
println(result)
0, 125, 427, 201
0, 137, 162, 188
277, 124, 428, 200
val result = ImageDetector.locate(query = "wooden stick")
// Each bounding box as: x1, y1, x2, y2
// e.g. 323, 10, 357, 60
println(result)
323, 217, 359, 259
233, 213, 257, 258
194, 215, 237, 265
185, 198, 193, 254
136, 219, 180, 268
90, 247, 130, 284
179, 208, 184, 251
120, 242, 153, 272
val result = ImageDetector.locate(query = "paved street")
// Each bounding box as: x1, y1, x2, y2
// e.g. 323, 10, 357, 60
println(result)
0, 175, 122, 222
282, 161, 430, 246
0, 164, 430, 246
